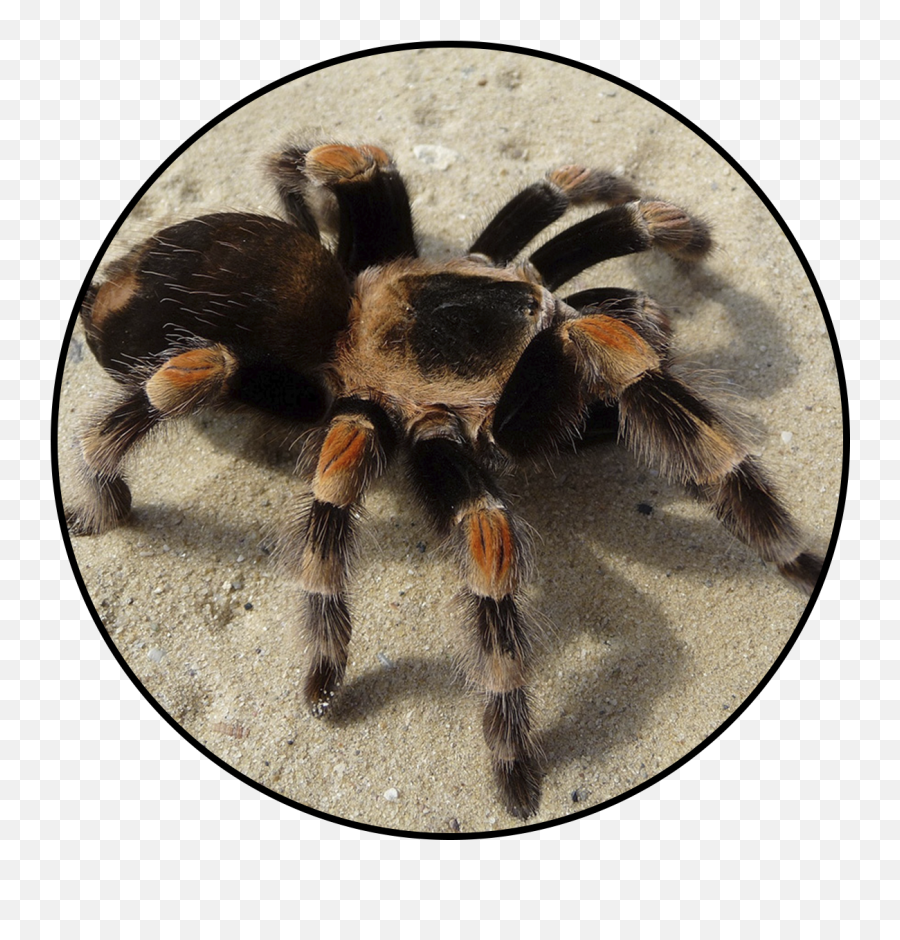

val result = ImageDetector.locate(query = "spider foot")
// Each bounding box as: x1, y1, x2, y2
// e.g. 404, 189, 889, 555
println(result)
64, 476, 132, 537
304, 657, 344, 718
494, 754, 542, 820
638, 200, 712, 262
65, 507, 99, 537
778, 551, 824, 596
482, 687, 541, 818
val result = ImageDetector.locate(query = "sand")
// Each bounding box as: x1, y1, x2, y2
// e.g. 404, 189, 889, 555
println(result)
55, 47, 844, 835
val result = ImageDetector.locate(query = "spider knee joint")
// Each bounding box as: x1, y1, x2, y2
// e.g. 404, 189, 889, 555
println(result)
636, 200, 712, 261
145, 345, 237, 416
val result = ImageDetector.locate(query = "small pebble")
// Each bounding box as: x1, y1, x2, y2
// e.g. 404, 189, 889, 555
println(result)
384, 787, 399, 802
781, 431, 794, 445
413, 144, 459, 170
147, 647, 165, 662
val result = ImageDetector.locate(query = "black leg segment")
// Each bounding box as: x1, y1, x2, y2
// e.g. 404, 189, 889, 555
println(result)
531, 200, 711, 291
276, 143, 418, 274
470, 165, 637, 266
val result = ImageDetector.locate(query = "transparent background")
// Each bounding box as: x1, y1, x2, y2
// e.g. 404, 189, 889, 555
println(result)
5, 4, 892, 937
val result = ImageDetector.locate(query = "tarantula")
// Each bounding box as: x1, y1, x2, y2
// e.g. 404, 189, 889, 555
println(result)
64, 142, 822, 818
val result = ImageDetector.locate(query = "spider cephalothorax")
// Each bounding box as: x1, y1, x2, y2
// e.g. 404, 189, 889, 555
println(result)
64, 142, 823, 818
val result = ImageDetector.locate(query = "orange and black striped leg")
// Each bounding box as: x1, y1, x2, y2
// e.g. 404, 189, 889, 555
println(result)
564, 287, 673, 356
285, 399, 396, 716
65, 345, 237, 536
495, 311, 822, 593
494, 310, 660, 458
65, 385, 154, 535
563, 288, 674, 444
530, 199, 712, 291
469, 165, 637, 266
410, 435, 541, 818
618, 373, 824, 594
269, 143, 417, 274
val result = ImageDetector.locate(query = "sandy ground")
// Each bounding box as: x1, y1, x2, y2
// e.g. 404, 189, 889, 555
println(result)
56, 47, 844, 835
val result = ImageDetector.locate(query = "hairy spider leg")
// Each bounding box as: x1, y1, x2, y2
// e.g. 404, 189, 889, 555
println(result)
494, 311, 823, 594
269, 143, 417, 275
65, 345, 237, 536
262, 152, 322, 238
619, 374, 824, 594
529, 199, 712, 292
285, 398, 396, 715
564, 287, 675, 442
564, 288, 672, 352
469, 165, 638, 266
409, 433, 541, 818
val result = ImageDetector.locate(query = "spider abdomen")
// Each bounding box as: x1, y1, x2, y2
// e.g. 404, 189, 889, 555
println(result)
83, 212, 351, 385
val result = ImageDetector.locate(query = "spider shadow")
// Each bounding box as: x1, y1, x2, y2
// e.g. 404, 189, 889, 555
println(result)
322, 652, 464, 730
651, 259, 804, 402
531, 568, 685, 796
505, 448, 695, 792
349, 445, 722, 795
63, 403, 772, 820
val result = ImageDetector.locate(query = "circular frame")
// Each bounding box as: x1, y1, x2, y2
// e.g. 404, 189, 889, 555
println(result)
52, 42, 848, 838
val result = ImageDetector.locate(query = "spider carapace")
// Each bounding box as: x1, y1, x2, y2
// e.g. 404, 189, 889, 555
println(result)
65, 143, 823, 818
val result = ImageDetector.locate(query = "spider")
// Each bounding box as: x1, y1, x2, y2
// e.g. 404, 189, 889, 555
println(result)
63, 142, 823, 819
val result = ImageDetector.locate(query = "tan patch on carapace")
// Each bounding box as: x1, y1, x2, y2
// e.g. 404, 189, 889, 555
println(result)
145, 345, 237, 415
88, 271, 140, 328
313, 420, 374, 507
335, 258, 546, 431
564, 314, 659, 395
465, 508, 517, 598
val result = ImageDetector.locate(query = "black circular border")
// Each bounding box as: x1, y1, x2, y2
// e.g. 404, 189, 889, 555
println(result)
51, 40, 851, 842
